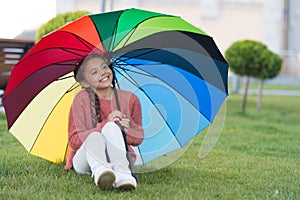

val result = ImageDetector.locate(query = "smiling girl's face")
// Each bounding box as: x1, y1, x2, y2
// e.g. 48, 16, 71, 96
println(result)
80, 57, 113, 90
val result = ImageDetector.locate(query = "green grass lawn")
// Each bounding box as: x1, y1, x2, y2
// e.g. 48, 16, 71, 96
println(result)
229, 83, 300, 90
0, 95, 299, 199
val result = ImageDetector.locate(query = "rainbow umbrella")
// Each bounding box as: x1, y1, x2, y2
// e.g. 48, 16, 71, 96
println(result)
3, 8, 228, 165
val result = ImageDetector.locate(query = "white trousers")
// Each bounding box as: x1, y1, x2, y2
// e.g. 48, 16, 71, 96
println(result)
73, 122, 130, 175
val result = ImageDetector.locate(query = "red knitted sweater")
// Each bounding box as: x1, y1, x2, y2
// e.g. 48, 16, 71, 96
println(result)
65, 89, 144, 170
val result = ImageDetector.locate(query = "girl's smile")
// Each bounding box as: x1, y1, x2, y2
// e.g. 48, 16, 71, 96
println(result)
80, 57, 114, 91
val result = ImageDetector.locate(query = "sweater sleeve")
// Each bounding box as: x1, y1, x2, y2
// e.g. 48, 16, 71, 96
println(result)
68, 91, 103, 151
126, 94, 144, 146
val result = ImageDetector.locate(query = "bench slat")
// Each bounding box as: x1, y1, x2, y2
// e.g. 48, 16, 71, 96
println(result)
0, 38, 34, 89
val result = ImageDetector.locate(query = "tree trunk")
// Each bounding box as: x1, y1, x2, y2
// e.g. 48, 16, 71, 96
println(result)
257, 79, 264, 111
241, 76, 249, 114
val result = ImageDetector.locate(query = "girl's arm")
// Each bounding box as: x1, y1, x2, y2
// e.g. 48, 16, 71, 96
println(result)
126, 94, 144, 146
68, 92, 107, 150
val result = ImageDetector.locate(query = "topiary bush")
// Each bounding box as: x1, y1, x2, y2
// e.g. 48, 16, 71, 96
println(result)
225, 39, 282, 113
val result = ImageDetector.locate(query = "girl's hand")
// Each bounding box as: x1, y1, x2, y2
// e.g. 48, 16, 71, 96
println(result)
107, 110, 123, 122
119, 118, 130, 133
108, 110, 130, 132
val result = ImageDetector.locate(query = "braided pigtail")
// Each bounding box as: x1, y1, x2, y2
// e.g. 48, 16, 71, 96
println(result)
73, 53, 114, 128
85, 88, 101, 128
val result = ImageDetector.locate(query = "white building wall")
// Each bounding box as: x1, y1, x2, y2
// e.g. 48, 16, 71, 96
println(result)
286, 0, 300, 75
200, 0, 220, 19
263, 0, 284, 54
56, 0, 101, 14
287, 0, 300, 52
56, 0, 74, 14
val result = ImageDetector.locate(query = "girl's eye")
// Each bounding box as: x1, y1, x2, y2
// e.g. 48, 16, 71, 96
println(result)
91, 70, 98, 75
101, 65, 108, 70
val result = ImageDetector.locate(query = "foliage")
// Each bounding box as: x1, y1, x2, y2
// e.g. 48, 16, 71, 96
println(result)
224, 40, 269, 77
35, 10, 91, 42
225, 40, 283, 113
1, 95, 299, 199
224, 39, 282, 80
259, 50, 283, 80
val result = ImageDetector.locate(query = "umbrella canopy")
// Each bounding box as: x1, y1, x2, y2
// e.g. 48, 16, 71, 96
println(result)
3, 8, 228, 165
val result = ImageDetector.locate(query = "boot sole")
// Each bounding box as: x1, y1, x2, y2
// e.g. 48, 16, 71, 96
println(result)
116, 183, 136, 191
97, 171, 116, 190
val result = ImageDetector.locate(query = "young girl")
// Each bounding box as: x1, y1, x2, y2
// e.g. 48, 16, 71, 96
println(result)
64, 53, 144, 190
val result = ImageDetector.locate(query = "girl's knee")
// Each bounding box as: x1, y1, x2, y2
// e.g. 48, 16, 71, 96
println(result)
102, 122, 121, 137
103, 122, 120, 131
86, 132, 104, 144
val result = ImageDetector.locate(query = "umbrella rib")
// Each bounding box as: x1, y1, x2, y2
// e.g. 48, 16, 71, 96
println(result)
114, 66, 180, 147
117, 26, 138, 49
50, 59, 79, 67
116, 48, 161, 63
114, 59, 211, 124
59, 47, 91, 57
15, 47, 90, 67
112, 15, 167, 50
34, 30, 98, 57
56, 75, 74, 81
116, 48, 162, 65
114, 65, 156, 78
28, 82, 78, 154
56, 30, 95, 52
109, 20, 119, 51
63, 144, 69, 164
116, 62, 165, 67
56, 30, 100, 53
113, 65, 144, 90
16, 31, 97, 66
73, 32, 94, 51
108, 10, 126, 51
65, 83, 81, 93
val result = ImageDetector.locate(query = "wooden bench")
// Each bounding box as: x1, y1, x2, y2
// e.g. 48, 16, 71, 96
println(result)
0, 38, 34, 89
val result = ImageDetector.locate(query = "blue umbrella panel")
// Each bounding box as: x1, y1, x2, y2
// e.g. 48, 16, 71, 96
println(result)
113, 52, 228, 164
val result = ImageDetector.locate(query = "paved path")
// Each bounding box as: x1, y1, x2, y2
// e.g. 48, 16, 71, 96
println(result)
240, 89, 300, 96
230, 75, 300, 96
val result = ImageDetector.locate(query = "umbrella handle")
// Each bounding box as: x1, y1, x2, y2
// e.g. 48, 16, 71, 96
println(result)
126, 143, 138, 181
114, 88, 138, 181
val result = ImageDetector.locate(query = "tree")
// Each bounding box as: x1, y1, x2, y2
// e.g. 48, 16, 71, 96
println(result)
35, 10, 91, 42
225, 40, 269, 113
254, 50, 282, 111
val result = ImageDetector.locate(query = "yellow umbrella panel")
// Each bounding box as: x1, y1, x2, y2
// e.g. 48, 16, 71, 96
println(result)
9, 73, 79, 163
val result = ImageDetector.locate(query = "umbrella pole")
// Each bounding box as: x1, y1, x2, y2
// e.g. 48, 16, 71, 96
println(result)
113, 87, 137, 181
